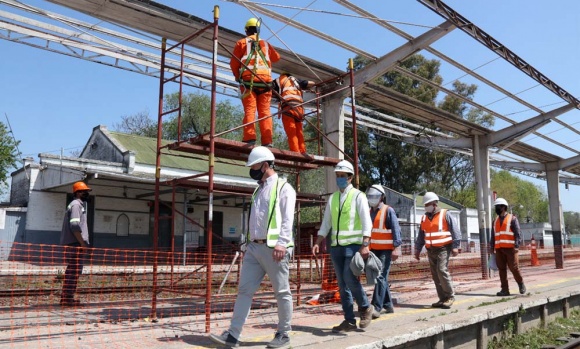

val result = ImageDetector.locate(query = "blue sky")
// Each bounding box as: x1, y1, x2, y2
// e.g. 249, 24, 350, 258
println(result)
0, 0, 579, 211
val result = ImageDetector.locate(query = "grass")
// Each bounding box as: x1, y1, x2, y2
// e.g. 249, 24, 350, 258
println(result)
468, 296, 516, 309
488, 309, 580, 349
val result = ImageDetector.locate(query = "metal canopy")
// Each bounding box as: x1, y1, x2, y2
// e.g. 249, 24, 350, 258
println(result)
3, 0, 578, 180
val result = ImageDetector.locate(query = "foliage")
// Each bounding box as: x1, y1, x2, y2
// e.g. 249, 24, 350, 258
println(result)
490, 170, 548, 223
113, 110, 157, 138
563, 211, 580, 235
0, 122, 20, 193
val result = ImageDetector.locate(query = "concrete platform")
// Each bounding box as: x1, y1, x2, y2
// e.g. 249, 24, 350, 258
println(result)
1, 259, 579, 348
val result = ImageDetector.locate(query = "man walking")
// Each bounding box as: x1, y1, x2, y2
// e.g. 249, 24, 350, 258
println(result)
414, 192, 461, 309
366, 184, 402, 318
230, 18, 281, 147
60, 181, 91, 307
312, 160, 374, 333
490, 197, 526, 296
209, 146, 296, 348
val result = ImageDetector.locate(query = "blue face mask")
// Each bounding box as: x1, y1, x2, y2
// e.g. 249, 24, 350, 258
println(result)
336, 177, 348, 189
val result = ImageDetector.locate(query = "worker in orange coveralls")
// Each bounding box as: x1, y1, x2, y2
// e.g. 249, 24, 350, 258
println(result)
272, 73, 315, 153
230, 18, 281, 147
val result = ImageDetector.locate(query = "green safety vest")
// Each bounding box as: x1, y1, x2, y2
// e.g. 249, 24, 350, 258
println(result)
329, 188, 364, 246
248, 178, 294, 248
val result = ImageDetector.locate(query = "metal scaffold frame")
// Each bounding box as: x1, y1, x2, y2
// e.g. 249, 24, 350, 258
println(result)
149, 6, 362, 332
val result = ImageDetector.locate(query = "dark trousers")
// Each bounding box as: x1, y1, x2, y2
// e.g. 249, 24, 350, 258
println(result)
371, 249, 393, 311
495, 247, 523, 292
62, 243, 84, 300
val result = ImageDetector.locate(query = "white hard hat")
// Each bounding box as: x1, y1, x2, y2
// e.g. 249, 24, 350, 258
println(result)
334, 160, 354, 174
367, 184, 385, 196
422, 192, 439, 205
494, 198, 509, 207
246, 146, 275, 167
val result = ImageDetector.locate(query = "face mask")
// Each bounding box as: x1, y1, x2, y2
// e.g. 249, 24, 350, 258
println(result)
367, 196, 381, 208
495, 207, 503, 215
249, 167, 264, 181
336, 177, 348, 189
425, 205, 434, 213
80, 192, 90, 202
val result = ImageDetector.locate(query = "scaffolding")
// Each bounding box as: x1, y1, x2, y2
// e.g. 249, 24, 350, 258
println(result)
149, 7, 362, 332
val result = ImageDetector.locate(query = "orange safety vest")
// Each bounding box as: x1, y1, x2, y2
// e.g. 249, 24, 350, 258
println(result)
370, 205, 394, 250
274, 74, 305, 121
239, 36, 274, 83
420, 209, 452, 248
494, 214, 515, 249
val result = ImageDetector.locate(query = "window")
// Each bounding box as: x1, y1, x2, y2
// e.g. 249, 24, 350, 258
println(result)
116, 214, 130, 237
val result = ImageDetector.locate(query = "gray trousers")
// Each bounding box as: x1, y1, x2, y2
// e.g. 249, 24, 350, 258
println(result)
427, 244, 454, 301
229, 242, 292, 340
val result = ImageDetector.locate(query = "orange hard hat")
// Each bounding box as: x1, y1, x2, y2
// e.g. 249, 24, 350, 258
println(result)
72, 181, 91, 193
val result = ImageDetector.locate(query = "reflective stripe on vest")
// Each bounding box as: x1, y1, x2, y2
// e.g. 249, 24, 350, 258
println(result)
494, 214, 515, 249
239, 37, 272, 82
249, 178, 294, 248
276, 75, 303, 105
370, 205, 393, 250
421, 209, 452, 248
330, 188, 363, 246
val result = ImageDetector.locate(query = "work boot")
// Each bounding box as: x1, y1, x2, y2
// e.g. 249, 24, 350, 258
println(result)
381, 306, 395, 314
266, 332, 290, 349
372, 308, 381, 319
431, 300, 444, 308
359, 306, 374, 329
332, 320, 357, 333
209, 330, 239, 348
518, 283, 527, 294
441, 297, 455, 309
496, 290, 511, 297
60, 298, 82, 307
242, 139, 256, 145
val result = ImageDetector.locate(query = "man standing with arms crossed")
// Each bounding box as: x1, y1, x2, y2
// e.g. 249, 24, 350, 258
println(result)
414, 192, 461, 309
210, 146, 296, 348
366, 184, 402, 318
312, 160, 374, 333
60, 181, 91, 307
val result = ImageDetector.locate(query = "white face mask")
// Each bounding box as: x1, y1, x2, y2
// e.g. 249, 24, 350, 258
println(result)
368, 197, 381, 208
425, 205, 435, 213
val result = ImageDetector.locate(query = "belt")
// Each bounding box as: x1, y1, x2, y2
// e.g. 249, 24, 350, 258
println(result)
252, 239, 267, 244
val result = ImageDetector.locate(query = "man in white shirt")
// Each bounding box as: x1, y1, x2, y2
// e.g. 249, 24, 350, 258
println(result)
312, 160, 374, 333
210, 146, 296, 349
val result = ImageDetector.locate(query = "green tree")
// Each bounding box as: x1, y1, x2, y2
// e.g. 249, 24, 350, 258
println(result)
0, 122, 20, 194
564, 211, 580, 236
490, 170, 548, 223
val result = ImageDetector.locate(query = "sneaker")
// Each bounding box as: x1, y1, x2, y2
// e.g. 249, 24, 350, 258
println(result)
60, 298, 82, 307
518, 283, 527, 294
209, 331, 239, 348
266, 332, 290, 349
496, 290, 511, 297
441, 297, 455, 309
371, 309, 381, 319
332, 320, 357, 333
359, 306, 374, 329
431, 300, 444, 308
381, 306, 395, 314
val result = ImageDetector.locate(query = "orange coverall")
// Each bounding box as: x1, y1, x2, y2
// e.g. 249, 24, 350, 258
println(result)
273, 74, 310, 153
230, 34, 280, 145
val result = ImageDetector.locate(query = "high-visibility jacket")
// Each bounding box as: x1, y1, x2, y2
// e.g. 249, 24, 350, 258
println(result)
329, 188, 364, 246
230, 34, 280, 84
370, 205, 394, 250
248, 178, 294, 248
494, 214, 515, 249
274, 74, 305, 121
420, 209, 452, 248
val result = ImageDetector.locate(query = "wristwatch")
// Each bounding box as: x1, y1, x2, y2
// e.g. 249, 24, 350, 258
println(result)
362, 241, 370, 247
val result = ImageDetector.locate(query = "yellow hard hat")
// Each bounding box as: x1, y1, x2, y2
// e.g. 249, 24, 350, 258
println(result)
245, 18, 260, 29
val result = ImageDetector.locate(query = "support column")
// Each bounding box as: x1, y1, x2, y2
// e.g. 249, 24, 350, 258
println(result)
473, 136, 490, 278
321, 97, 345, 194
546, 165, 564, 269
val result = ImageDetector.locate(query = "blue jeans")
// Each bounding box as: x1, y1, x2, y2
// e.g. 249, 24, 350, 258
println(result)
371, 249, 393, 311
329, 244, 370, 323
